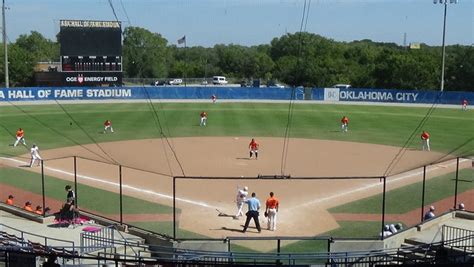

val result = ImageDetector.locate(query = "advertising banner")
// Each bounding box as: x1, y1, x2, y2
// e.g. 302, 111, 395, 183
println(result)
0, 87, 295, 101
315, 88, 474, 105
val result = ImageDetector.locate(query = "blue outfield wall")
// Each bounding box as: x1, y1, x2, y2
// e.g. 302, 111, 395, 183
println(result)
0, 86, 472, 104
0, 87, 301, 101
313, 88, 474, 105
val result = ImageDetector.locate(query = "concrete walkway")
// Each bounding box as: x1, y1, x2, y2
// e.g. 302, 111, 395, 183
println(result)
0, 210, 143, 249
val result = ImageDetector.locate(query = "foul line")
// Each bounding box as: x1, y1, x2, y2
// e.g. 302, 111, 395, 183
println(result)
1, 157, 217, 209
296, 158, 469, 208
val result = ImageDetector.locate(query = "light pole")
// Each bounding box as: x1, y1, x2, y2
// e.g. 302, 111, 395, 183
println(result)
2, 0, 8, 88
434, 0, 458, 92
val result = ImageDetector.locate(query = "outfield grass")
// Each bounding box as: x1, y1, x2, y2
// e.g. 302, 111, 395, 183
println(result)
0, 167, 173, 214
0, 103, 472, 157
329, 169, 473, 214
0, 102, 472, 251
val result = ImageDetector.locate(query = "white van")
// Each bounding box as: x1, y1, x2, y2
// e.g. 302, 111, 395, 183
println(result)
332, 84, 351, 89
212, 76, 228, 85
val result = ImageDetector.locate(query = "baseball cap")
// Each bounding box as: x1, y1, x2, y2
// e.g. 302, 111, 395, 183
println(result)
243, 186, 248, 191
430, 206, 435, 211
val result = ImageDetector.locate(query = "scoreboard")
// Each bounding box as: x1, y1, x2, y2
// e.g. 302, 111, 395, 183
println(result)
59, 20, 122, 86
60, 20, 122, 56
61, 56, 122, 72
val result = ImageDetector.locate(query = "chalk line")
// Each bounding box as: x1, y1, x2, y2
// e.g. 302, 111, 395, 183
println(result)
296, 158, 469, 208
1, 157, 218, 209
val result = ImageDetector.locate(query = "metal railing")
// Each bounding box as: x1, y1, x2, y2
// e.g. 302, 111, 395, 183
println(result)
0, 223, 74, 249
442, 225, 474, 251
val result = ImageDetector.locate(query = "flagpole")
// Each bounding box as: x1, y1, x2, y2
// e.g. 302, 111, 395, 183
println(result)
184, 36, 187, 87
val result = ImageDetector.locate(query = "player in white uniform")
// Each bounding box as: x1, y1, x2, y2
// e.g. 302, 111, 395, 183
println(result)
29, 144, 42, 167
200, 112, 208, 127
235, 186, 248, 218
103, 120, 114, 133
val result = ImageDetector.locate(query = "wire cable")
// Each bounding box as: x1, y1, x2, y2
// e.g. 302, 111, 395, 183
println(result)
118, 0, 132, 26
52, 99, 119, 164
142, 87, 186, 176
107, 0, 120, 22
280, 0, 310, 176
141, 85, 175, 177
5, 101, 114, 163
383, 93, 443, 176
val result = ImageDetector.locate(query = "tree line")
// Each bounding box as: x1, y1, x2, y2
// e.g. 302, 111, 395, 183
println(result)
1, 27, 472, 91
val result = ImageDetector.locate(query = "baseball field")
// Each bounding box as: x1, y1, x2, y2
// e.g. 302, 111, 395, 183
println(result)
0, 101, 473, 252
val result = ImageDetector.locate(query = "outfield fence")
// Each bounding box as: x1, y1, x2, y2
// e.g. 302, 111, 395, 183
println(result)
0, 155, 472, 249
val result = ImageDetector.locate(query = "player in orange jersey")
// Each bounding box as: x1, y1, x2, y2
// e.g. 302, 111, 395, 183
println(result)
341, 116, 349, 133
462, 99, 468, 111
103, 120, 114, 133
265, 192, 279, 231
13, 128, 27, 147
200, 111, 208, 127
249, 138, 259, 159
421, 130, 430, 151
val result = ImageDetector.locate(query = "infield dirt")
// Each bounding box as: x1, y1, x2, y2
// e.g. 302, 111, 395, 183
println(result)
3, 137, 469, 251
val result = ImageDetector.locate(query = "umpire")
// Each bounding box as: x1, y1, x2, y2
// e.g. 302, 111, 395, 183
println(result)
242, 192, 261, 233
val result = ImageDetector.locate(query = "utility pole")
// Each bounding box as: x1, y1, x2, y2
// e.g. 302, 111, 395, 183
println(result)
434, 0, 458, 92
2, 0, 8, 88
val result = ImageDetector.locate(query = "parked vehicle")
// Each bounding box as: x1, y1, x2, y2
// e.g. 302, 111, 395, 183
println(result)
212, 76, 228, 85
240, 80, 250, 87
332, 84, 351, 89
152, 80, 166, 86
168, 79, 183, 85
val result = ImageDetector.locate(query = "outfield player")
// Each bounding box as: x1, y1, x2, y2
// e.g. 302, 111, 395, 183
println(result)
200, 111, 208, 127
13, 128, 27, 147
341, 116, 349, 132
29, 144, 42, 167
211, 94, 217, 104
421, 130, 430, 151
235, 186, 248, 218
103, 120, 114, 133
249, 138, 259, 159
265, 192, 279, 231
462, 99, 468, 111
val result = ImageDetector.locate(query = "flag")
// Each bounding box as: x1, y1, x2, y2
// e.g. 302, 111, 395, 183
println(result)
177, 35, 186, 45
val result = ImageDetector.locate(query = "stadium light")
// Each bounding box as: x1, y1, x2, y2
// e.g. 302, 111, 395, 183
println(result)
434, 0, 458, 92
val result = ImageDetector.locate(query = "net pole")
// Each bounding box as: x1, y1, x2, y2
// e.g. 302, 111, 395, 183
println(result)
173, 177, 176, 239
381, 176, 386, 240
421, 165, 427, 223
453, 157, 459, 209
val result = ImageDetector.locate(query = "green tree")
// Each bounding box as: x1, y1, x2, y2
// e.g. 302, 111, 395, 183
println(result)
2, 31, 58, 86
122, 27, 170, 78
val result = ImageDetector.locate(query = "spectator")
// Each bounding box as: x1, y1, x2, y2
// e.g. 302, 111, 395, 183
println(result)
35, 206, 43, 215
389, 224, 398, 234
43, 254, 60, 267
44, 207, 51, 216
56, 198, 77, 223
5, 195, 14, 205
23, 201, 33, 212
65, 185, 75, 205
395, 223, 403, 232
380, 225, 392, 238
458, 203, 465, 211
424, 206, 435, 221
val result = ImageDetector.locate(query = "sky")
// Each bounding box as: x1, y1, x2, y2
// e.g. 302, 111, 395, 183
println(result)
6, 0, 474, 47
